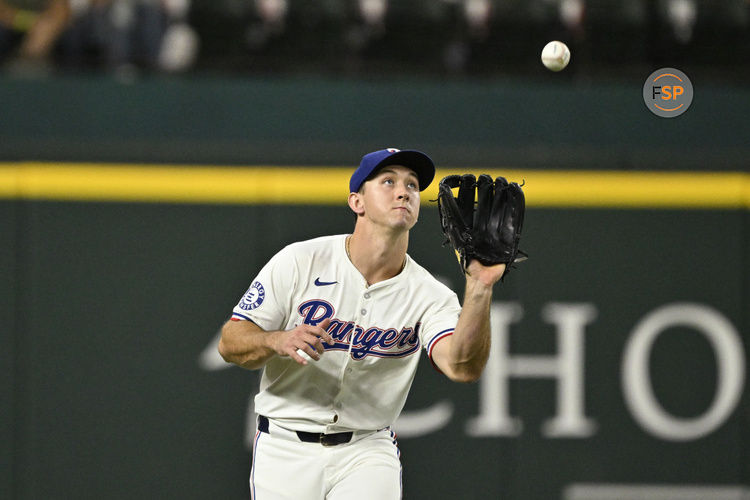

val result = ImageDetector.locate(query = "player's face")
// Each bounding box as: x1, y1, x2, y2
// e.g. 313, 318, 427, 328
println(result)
360, 165, 421, 231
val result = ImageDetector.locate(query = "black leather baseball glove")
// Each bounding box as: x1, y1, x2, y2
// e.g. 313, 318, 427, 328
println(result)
437, 174, 527, 275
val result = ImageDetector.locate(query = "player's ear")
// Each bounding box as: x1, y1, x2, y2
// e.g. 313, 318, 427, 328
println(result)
348, 192, 365, 216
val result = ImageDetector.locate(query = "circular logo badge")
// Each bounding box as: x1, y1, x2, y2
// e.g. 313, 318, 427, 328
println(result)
239, 281, 265, 310
643, 67, 693, 118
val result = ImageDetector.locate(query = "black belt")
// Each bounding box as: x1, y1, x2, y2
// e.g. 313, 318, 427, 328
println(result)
258, 415, 353, 446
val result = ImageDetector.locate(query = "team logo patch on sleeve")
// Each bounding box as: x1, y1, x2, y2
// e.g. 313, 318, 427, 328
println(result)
239, 281, 265, 310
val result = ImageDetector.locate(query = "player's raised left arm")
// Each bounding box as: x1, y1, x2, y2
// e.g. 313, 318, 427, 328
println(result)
430, 261, 506, 383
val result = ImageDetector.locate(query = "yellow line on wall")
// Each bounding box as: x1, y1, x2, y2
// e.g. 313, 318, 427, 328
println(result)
0, 162, 748, 209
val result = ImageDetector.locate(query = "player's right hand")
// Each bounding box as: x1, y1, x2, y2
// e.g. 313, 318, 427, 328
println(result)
272, 318, 333, 365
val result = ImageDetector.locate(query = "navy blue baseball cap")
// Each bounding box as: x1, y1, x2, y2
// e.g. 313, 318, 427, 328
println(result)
350, 148, 435, 193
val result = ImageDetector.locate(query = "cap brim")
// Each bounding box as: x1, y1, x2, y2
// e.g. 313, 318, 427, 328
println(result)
371, 150, 435, 191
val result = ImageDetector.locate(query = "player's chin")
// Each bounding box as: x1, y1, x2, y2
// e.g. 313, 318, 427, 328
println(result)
392, 216, 417, 231
394, 208, 417, 223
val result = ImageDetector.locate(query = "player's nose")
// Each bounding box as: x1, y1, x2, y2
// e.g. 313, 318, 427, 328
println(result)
396, 183, 411, 200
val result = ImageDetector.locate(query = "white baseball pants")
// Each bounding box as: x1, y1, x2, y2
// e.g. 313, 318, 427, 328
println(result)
250, 417, 402, 500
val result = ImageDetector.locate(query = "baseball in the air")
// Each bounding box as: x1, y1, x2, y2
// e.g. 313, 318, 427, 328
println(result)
541, 41, 571, 72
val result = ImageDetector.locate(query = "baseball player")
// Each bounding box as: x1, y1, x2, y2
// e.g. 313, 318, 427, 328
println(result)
219, 148, 517, 499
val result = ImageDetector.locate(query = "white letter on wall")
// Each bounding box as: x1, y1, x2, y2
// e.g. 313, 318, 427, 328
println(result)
622, 303, 745, 441
466, 302, 597, 438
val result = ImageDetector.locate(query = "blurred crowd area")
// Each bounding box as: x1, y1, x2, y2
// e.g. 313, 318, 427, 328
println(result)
0, 0, 748, 80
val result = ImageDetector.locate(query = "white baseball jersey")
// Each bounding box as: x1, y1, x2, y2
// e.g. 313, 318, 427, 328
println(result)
232, 234, 461, 434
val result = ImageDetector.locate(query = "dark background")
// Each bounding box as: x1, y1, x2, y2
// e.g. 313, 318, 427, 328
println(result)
1, 200, 747, 499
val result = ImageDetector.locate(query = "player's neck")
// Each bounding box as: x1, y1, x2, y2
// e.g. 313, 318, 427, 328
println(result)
347, 229, 408, 286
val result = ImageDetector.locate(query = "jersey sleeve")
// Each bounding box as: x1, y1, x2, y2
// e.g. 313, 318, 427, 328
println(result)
231, 246, 297, 331
419, 289, 461, 366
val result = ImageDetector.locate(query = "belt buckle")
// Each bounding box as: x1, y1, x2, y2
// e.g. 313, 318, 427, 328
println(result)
319, 434, 337, 447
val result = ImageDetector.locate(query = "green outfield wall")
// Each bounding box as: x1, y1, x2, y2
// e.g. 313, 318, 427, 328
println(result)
1, 195, 748, 499
0, 74, 749, 170
1, 75, 748, 499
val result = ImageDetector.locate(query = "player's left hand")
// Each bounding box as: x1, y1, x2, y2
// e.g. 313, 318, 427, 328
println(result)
465, 260, 507, 287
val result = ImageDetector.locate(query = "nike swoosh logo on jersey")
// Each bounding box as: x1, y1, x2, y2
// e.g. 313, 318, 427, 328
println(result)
314, 278, 338, 286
